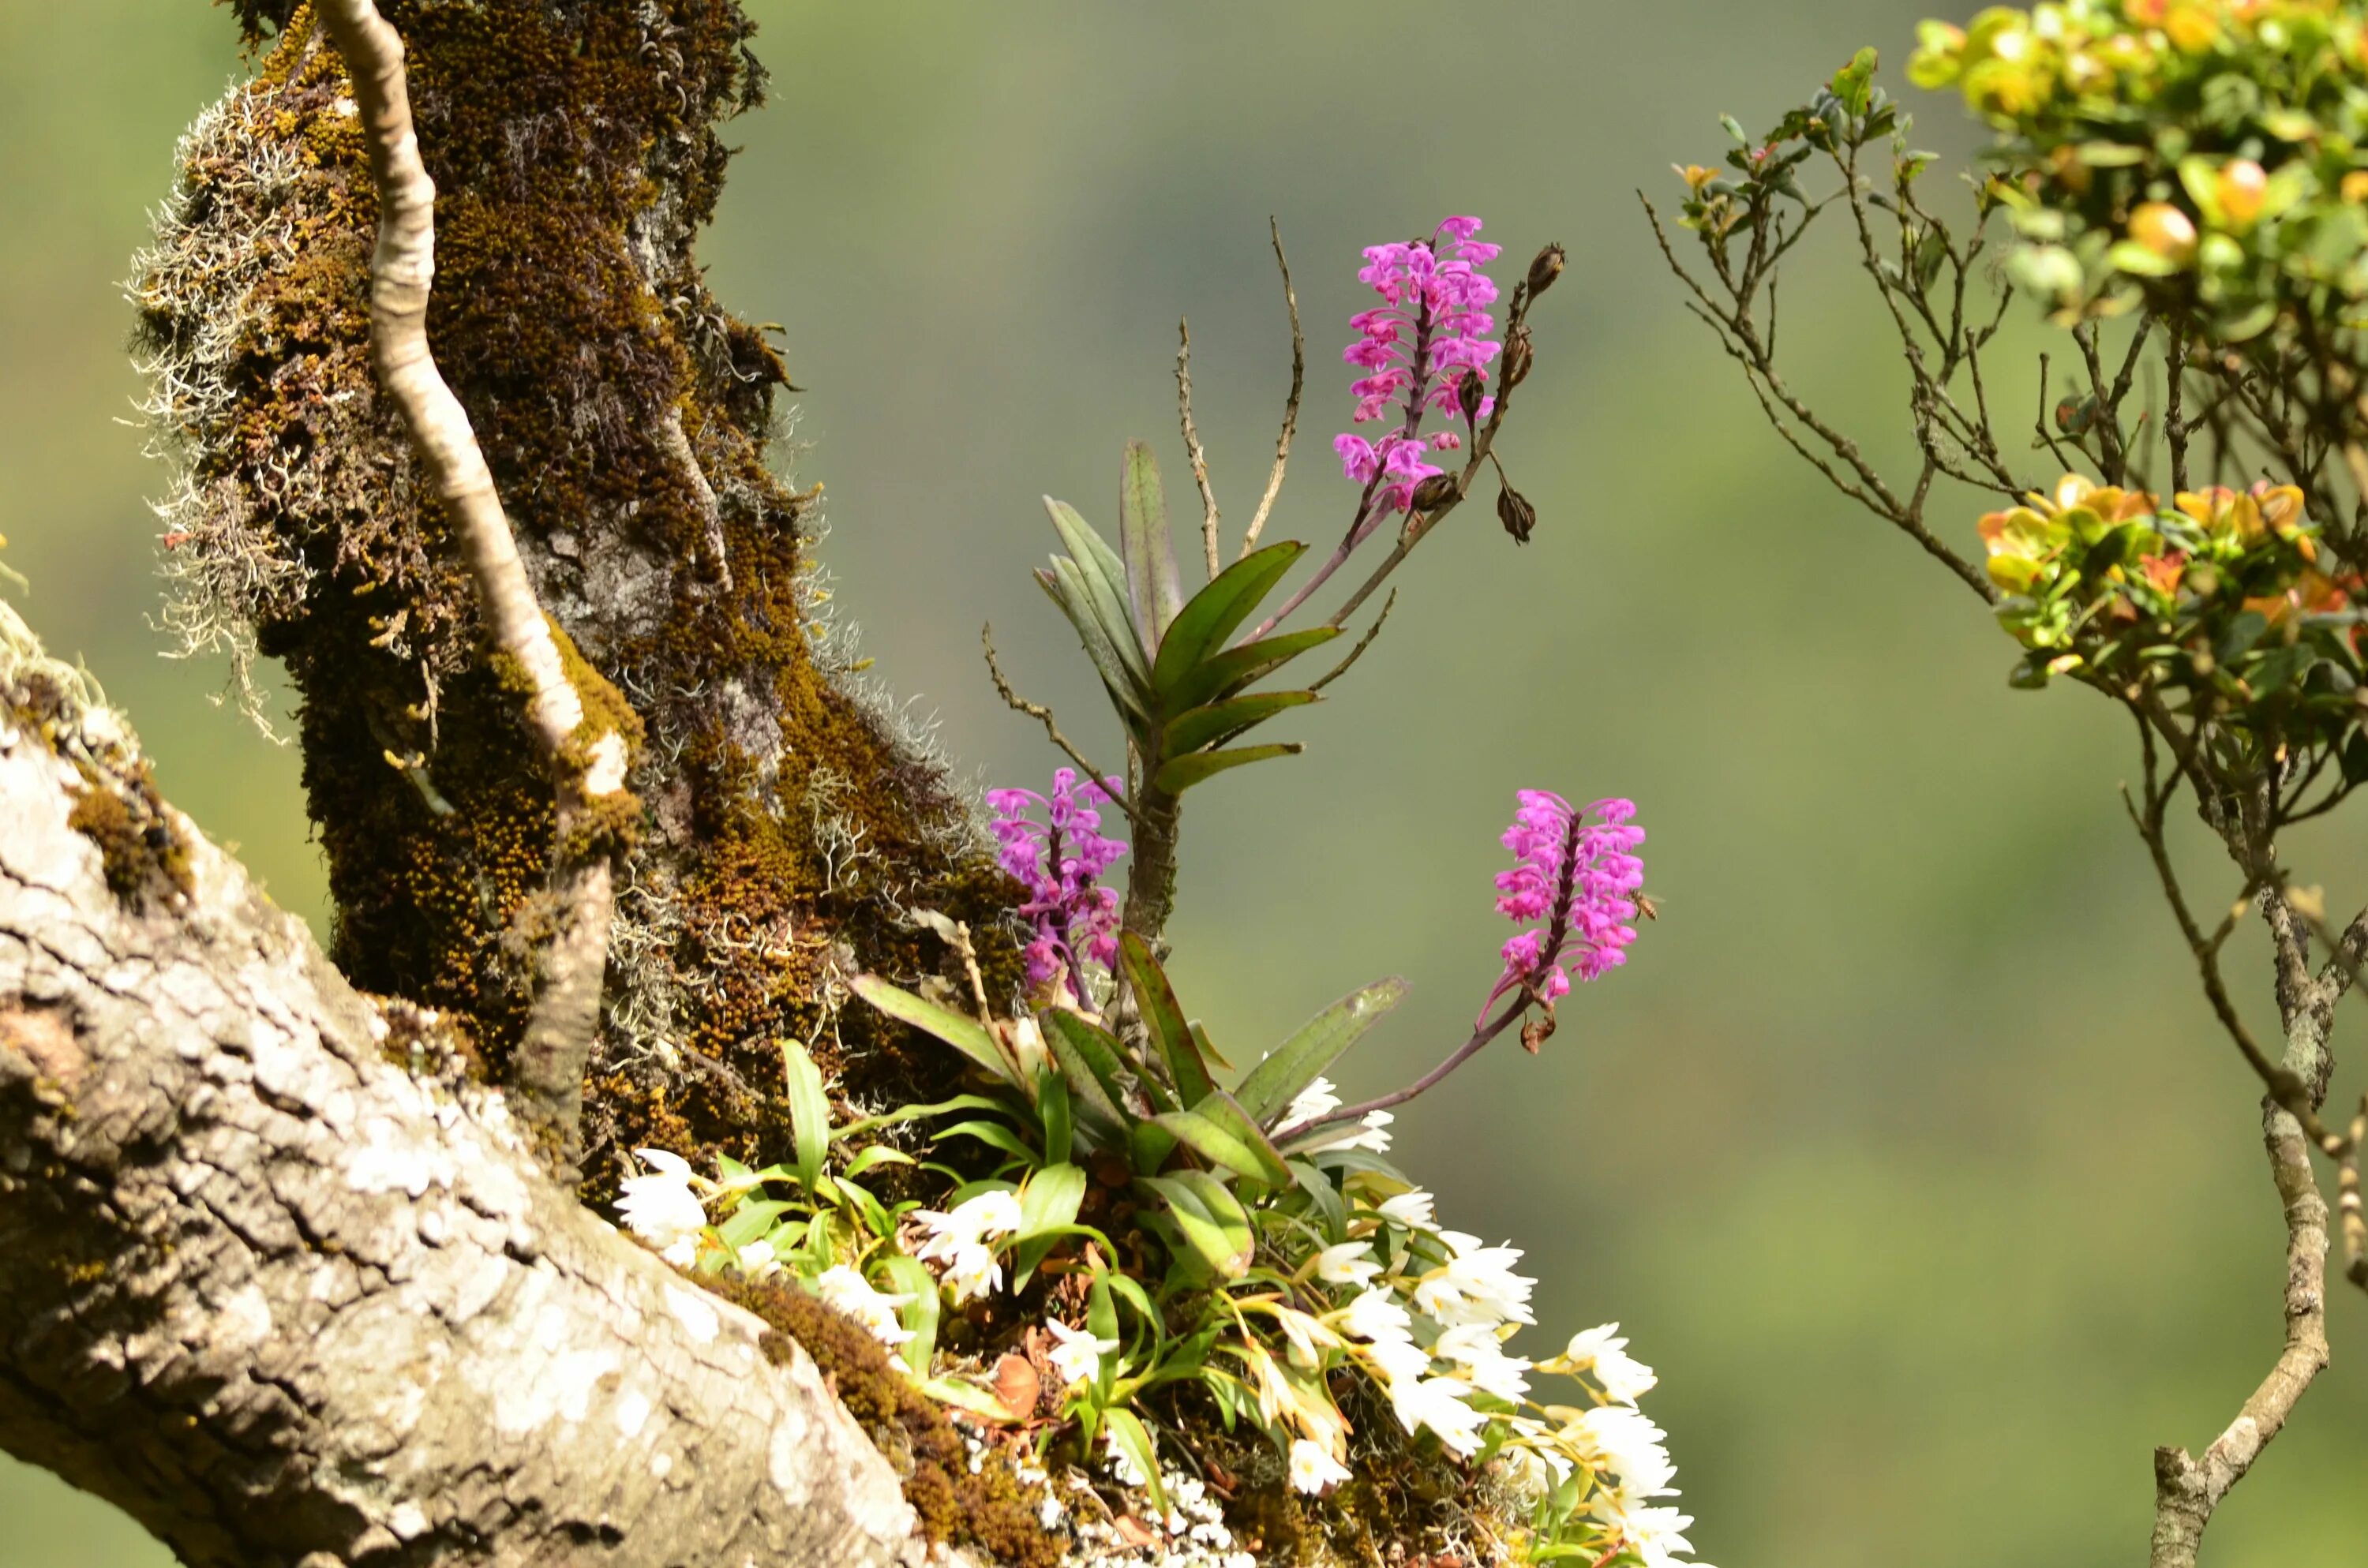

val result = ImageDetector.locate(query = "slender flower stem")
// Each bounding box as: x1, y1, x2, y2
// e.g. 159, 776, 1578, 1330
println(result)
1276, 992, 1532, 1141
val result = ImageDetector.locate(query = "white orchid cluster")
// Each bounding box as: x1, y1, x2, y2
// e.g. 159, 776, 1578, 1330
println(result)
1237, 1173, 1710, 1568
616, 1127, 1709, 1567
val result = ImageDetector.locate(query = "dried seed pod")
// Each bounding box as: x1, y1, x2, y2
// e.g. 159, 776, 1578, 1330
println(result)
1497, 484, 1537, 544
1409, 473, 1459, 515
1504, 324, 1534, 389
1526, 242, 1566, 298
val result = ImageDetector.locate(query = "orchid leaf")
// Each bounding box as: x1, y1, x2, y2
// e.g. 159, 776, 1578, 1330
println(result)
1165, 624, 1343, 713
1119, 931, 1215, 1104
1163, 690, 1318, 757
878, 1255, 939, 1375
1044, 497, 1152, 688
848, 975, 1020, 1088
1151, 540, 1306, 696
1236, 975, 1411, 1125
779, 1037, 831, 1192
1119, 440, 1184, 647
1043, 558, 1152, 723
1153, 743, 1302, 795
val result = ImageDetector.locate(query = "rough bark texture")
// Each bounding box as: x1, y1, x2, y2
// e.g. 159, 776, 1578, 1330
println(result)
131, 0, 1025, 1204
0, 602, 921, 1568
2147, 945, 2340, 1568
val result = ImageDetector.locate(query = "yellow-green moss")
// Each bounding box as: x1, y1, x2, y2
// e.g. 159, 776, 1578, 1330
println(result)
704, 1272, 1061, 1568
66, 762, 193, 910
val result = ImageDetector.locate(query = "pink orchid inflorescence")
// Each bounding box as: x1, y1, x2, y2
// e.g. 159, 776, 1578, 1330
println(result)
1482, 790, 1645, 1024
986, 769, 1129, 991
1333, 215, 1504, 518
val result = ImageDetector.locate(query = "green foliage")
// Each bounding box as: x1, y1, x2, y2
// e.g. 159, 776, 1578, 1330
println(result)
1036, 461, 1336, 797
1908, 1, 2368, 337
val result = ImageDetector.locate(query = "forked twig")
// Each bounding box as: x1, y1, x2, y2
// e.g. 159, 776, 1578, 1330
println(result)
1177, 319, 1222, 578
981, 623, 1141, 829
1241, 217, 1304, 560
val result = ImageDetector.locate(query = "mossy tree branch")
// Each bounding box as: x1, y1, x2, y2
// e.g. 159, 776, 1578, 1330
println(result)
317, 0, 632, 1175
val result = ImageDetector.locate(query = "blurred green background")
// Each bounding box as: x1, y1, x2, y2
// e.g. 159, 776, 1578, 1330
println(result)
4, 2, 2364, 1564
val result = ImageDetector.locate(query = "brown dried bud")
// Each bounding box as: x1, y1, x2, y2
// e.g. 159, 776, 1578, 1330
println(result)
1503, 324, 1534, 389
1409, 473, 1459, 515
1497, 484, 1537, 544
1457, 369, 1486, 426
1526, 242, 1566, 298
1519, 1008, 1557, 1055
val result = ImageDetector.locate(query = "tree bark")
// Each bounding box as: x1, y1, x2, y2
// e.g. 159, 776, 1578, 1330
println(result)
0, 602, 924, 1568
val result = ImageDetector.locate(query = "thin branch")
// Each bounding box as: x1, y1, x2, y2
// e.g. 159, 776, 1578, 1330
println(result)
1308, 589, 1396, 693
317, 0, 625, 1170
1276, 993, 1531, 1142
1240, 217, 1303, 560
1177, 317, 1222, 578
980, 623, 1142, 829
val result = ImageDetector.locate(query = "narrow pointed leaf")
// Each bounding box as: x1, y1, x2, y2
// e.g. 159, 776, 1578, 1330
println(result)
1151, 540, 1307, 696
1101, 1408, 1168, 1513
1190, 1088, 1293, 1187
1044, 498, 1152, 687
1163, 690, 1318, 757
1154, 743, 1302, 795
935, 1120, 1037, 1161
780, 1038, 832, 1192
1044, 558, 1152, 721
1017, 1162, 1088, 1241
1119, 440, 1184, 646
1188, 1020, 1232, 1073
1166, 624, 1343, 713
1237, 975, 1411, 1125
1140, 1173, 1253, 1282
1040, 1009, 1133, 1135
1119, 931, 1216, 1105
1130, 1117, 1178, 1177
878, 1255, 939, 1375
1036, 1067, 1073, 1166
1151, 1107, 1274, 1184
1169, 1169, 1256, 1274
848, 975, 1021, 1088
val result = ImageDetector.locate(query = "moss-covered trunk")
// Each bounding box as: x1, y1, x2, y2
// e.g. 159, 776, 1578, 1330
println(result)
135, 0, 1020, 1199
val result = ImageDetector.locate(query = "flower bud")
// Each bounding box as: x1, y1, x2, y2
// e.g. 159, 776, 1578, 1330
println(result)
2216, 159, 2267, 229
1410, 473, 1459, 515
1526, 243, 1566, 298
1504, 324, 1534, 389
1497, 484, 1537, 544
2129, 202, 2199, 264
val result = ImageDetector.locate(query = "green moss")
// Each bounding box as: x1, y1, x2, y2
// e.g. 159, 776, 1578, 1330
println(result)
705, 1272, 1062, 1568
159, 1, 1020, 1209
66, 761, 193, 909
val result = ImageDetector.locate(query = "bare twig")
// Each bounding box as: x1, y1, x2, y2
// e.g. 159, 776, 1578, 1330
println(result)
317, 0, 628, 1170
1241, 218, 1304, 560
980, 623, 1141, 829
1177, 318, 1222, 578
1309, 589, 1396, 693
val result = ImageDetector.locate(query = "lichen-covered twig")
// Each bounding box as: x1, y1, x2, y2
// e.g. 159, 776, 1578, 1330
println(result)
1309, 589, 1396, 693
980, 623, 1141, 829
317, 0, 630, 1169
1239, 218, 1304, 561
1176, 319, 1222, 578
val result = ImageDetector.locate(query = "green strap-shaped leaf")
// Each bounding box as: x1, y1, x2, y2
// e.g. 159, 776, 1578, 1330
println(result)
1130, 1117, 1178, 1177
876, 1254, 939, 1376
1118, 931, 1216, 1105
935, 1119, 1038, 1161
1235, 975, 1411, 1125
1036, 1066, 1073, 1166
1153, 743, 1302, 795
1188, 1020, 1231, 1073
1100, 1407, 1168, 1513
1151, 1107, 1274, 1185
780, 1038, 832, 1192
1041, 560, 1152, 724
1119, 440, 1184, 647
1017, 1162, 1088, 1241
1151, 540, 1308, 696
1164, 624, 1343, 713
1039, 1009, 1133, 1136
847, 975, 1021, 1088
1044, 498, 1152, 689
1188, 1088, 1293, 1187
838, 1092, 1010, 1142
1289, 1158, 1351, 1244
1162, 690, 1318, 757
1140, 1173, 1253, 1282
